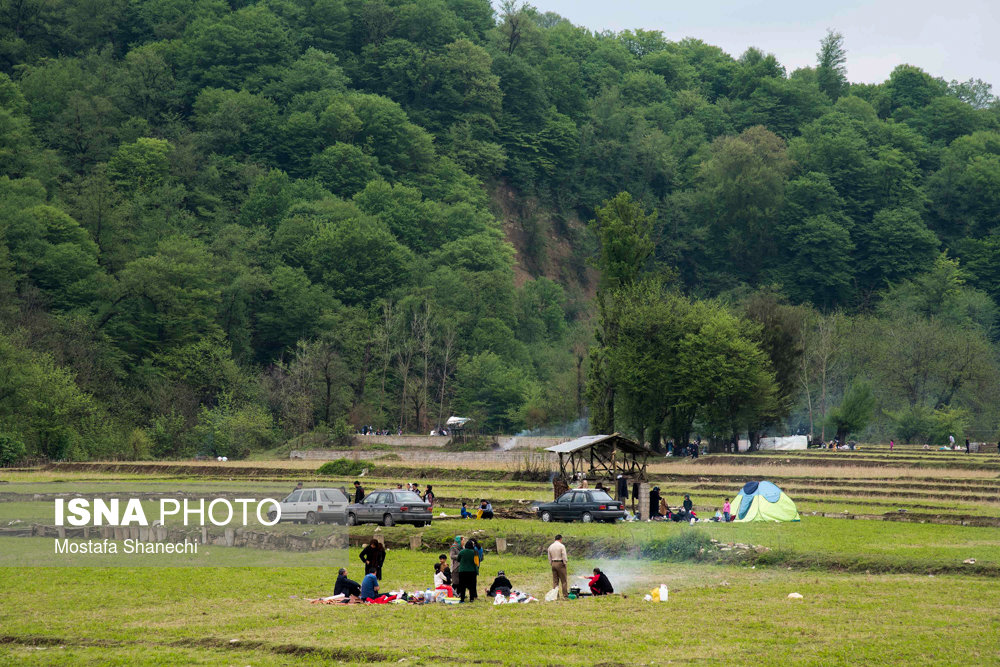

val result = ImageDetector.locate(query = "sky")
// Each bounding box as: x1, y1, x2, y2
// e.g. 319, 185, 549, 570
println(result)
517, 0, 998, 87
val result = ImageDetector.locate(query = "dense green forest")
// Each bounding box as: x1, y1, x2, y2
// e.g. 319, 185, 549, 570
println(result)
1, 0, 999, 462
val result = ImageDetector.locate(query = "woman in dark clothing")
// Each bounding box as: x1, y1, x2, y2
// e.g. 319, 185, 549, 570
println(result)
588, 568, 614, 595
334, 567, 361, 597
486, 570, 513, 597
456, 539, 480, 602
359, 539, 386, 579
649, 487, 662, 518
682, 494, 693, 513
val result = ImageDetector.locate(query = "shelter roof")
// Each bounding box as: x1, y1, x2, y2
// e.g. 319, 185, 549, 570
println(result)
545, 433, 646, 455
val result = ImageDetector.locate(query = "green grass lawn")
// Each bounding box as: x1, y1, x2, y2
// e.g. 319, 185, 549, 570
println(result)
1, 550, 998, 665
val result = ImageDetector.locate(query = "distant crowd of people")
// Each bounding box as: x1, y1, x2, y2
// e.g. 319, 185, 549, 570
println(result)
663, 439, 701, 458
357, 426, 401, 436
355, 425, 454, 436
349, 480, 436, 507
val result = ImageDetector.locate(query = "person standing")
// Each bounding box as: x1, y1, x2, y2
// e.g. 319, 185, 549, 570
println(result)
683, 494, 693, 513
649, 486, 662, 518
353, 481, 365, 504
723, 497, 731, 522
422, 485, 435, 510
965, 438, 970, 454
949, 434, 956, 449
889, 439, 894, 452
449, 535, 462, 572
547, 534, 569, 598
359, 539, 385, 579
456, 539, 480, 603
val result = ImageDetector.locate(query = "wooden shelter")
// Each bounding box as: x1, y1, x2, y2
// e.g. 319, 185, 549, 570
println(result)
545, 433, 649, 482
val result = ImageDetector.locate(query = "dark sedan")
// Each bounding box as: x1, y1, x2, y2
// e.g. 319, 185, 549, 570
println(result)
534, 490, 625, 523
346, 490, 433, 527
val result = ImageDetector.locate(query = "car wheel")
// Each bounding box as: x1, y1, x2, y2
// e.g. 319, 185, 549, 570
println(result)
383, 513, 395, 527
306, 512, 318, 525
581, 512, 593, 523
347, 513, 357, 526
540, 511, 552, 522
267, 510, 277, 522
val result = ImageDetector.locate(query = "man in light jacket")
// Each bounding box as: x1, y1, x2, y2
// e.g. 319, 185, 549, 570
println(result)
547, 534, 568, 598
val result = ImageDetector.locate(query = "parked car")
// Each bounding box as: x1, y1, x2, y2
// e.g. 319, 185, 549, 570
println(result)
347, 490, 433, 527
534, 490, 625, 523
269, 487, 349, 524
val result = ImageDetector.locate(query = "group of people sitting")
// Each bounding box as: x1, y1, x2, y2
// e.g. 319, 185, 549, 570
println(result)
459, 500, 493, 519
643, 490, 735, 523
357, 425, 400, 436
433, 545, 614, 601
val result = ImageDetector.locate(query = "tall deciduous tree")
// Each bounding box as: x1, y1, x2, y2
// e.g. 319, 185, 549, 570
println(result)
816, 30, 847, 102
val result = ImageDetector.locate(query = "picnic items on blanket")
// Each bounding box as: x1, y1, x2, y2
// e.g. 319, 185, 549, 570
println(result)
309, 588, 536, 606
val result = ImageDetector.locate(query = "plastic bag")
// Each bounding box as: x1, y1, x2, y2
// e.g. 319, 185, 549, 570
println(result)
544, 587, 559, 602
659, 584, 669, 602
494, 593, 507, 605
648, 584, 668, 602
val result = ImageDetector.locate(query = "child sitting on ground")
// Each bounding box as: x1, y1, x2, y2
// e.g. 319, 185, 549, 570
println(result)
434, 562, 454, 597
460, 502, 474, 519
711, 508, 723, 522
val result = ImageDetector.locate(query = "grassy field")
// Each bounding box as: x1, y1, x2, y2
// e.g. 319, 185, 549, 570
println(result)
3, 451, 1000, 664
2, 551, 999, 665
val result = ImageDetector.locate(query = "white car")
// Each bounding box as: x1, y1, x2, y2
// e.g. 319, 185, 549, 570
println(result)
269, 487, 349, 524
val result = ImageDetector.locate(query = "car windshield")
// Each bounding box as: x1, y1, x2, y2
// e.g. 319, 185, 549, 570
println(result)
321, 490, 346, 503
590, 491, 614, 502
394, 491, 423, 503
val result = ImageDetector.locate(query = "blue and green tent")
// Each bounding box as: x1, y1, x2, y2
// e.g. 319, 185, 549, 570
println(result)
731, 481, 800, 522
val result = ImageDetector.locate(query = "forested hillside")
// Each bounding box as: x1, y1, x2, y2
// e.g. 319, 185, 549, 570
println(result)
1, 0, 998, 461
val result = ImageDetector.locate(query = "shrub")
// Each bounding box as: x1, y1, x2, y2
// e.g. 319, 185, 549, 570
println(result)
317, 458, 370, 476
925, 406, 971, 446
444, 436, 495, 452
641, 530, 714, 562
150, 411, 195, 458
194, 399, 277, 460
328, 416, 354, 447
889, 405, 932, 443
125, 428, 152, 460
0, 432, 27, 466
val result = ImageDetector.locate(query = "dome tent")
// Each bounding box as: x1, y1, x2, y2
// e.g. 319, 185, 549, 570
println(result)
731, 481, 800, 522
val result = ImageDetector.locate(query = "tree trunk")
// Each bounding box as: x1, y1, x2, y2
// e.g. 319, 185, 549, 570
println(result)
436, 327, 455, 429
